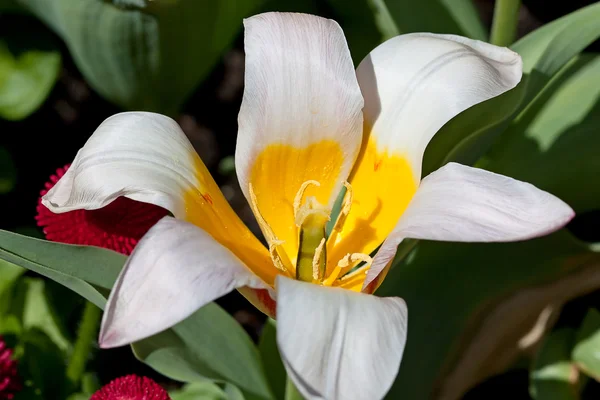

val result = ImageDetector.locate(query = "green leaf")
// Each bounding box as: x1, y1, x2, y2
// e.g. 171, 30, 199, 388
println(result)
18, 328, 69, 399
133, 303, 273, 400
421, 80, 527, 177
0, 229, 125, 308
0, 147, 16, 194
572, 308, 600, 381
170, 382, 228, 400
0, 259, 24, 301
16, 0, 264, 113
327, 0, 485, 62
422, 3, 600, 178
0, 229, 271, 398
482, 54, 600, 213
17, 278, 71, 352
531, 328, 581, 400
257, 319, 286, 400
512, 2, 600, 103
0, 16, 61, 120
379, 231, 600, 400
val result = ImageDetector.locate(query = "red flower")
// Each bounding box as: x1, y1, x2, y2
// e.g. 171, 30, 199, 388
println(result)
36, 165, 168, 255
0, 337, 20, 400
90, 375, 170, 400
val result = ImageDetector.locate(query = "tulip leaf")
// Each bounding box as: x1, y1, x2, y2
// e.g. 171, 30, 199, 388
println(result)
422, 2, 600, 178
170, 382, 229, 400
0, 229, 124, 308
132, 303, 274, 400
482, 53, 600, 213
512, 2, 600, 106
15, 0, 264, 114
258, 319, 286, 400
327, 0, 485, 62
0, 229, 273, 399
530, 328, 582, 400
572, 308, 600, 381
16, 278, 71, 353
380, 230, 600, 400
0, 15, 61, 120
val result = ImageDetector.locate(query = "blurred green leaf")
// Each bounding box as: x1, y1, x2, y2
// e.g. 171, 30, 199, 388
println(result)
15, 0, 264, 113
65, 395, 92, 400
170, 382, 229, 400
380, 231, 600, 400
482, 54, 600, 213
0, 259, 23, 301
572, 308, 600, 381
0, 16, 60, 120
327, 0, 485, 62
257, 319, 286, 400
133, 303, 273, 400
18, 328, 68, 399
17, 278, 71, 352
0, 147, 16, 194
531, 328, 581, 400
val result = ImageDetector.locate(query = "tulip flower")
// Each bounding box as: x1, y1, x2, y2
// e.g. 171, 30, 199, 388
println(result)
42, 12, 574, 400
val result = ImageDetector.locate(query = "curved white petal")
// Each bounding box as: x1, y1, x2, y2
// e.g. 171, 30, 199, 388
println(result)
41, 112, 276, 285
276, 276, 407, 400
99, 217, 269, 348
365, 163, 575, 288
235, 12, 364, 260
42, 112, 198, 217
356, 33, 522, 180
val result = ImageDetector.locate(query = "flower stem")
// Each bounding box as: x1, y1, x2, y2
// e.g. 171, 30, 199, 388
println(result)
66, 301, 101, 386
490, 0, 521, 47
285, 376, 304, 400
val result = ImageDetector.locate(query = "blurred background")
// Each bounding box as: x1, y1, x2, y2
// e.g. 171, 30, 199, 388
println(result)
0, 0, 599, 399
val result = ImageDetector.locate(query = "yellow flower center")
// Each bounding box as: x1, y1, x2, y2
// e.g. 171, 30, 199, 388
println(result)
250, 178, 372, 287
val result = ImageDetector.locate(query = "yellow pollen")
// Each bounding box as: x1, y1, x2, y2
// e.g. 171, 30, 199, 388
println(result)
248, 183, 293, 274
312, 238, 326, 280
293, 180, 321, 224
339, 254, 373, 281
322, 252, 372, 286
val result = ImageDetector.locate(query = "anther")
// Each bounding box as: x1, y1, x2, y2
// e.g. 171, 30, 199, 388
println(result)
269, 242, 291, 275
339, 254, 373, 281
312, 238, 326, 280
322, 252, 373, 286
248, 183, 293, 274
293, 180, 321, 226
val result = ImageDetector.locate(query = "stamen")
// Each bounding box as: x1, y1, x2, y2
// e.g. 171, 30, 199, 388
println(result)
312, 238, 326, 280
322, 252, 372, 286
248, 183, 277, 243
269, 242, 291, 275
248, 183, 293, 274
339, 254, 373, 281
293, 180, 321, 226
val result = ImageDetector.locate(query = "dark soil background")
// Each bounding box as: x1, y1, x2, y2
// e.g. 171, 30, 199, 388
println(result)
0, 0, 598, 398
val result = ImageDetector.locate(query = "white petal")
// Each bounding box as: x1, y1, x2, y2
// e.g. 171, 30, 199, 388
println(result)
42, 112, 199, 218
99, 217, 269, 348
365, 163, 575, 288
356, 33, 522, 179
276, 276, 408, 400
235, 12, 364, 224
